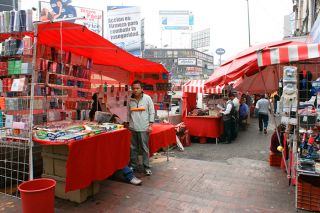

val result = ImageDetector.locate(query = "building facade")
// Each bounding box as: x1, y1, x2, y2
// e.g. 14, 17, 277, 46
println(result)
143, 48, 214, 82
293, 0, 320, 36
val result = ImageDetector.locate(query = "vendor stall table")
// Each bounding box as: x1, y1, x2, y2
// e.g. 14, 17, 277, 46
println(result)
34, 129, 131, 193
149, 123, 177, 157
184, 116, 223, 144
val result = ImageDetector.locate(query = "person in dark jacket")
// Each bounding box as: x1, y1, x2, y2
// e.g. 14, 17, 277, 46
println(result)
89, 93, 102, 121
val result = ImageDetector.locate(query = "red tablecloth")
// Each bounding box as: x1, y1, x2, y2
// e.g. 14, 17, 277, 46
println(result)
184, 116, 223, 138
149, 123, 176, 156
34, 129, 131, 192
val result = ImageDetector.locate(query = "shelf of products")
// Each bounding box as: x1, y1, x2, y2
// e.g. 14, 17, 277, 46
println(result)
278, 65, 320, 211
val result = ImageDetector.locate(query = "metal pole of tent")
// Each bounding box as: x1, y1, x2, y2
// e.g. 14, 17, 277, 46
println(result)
28, 23, 38, 180
27, 16, 86, 180
258, 66, 289, 174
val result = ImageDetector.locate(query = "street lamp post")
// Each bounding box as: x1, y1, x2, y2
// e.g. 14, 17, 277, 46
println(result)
246, 0, 251, 47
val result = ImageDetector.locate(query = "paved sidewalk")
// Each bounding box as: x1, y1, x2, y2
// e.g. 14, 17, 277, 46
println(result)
0, 156, 298, 213
0, 118, 307, 212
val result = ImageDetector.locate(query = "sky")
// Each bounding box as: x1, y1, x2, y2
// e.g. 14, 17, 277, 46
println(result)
21, 0, 293, 63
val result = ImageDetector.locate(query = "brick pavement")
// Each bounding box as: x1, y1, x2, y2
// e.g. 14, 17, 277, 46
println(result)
0, 118, 310, 212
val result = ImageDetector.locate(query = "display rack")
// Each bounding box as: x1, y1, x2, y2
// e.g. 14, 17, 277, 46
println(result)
0, 12, 91, 197
276, 63, 320, 211
0, 29, 36, 196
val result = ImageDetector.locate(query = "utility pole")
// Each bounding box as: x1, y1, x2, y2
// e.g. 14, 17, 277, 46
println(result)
246, 0, 251, 47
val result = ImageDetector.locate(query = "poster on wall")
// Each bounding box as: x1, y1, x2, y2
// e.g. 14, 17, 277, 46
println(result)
39, 1, 103, 36
106, 6, 141, 57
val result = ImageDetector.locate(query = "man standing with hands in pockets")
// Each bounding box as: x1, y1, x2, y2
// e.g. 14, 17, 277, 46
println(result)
128, 80, 155, 176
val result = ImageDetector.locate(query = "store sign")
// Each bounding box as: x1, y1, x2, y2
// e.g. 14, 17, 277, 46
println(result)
106, 6, 141, 57
185, 66, 202, 75
197, 59, 203, 67
216, 48, 225, 55
178, 58, 196, 66
39, 1, 103, 36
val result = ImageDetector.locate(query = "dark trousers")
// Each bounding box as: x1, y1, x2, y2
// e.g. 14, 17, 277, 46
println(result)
223, 119, 233, 143
258, 113, 269, 131
232, 117, 238, 139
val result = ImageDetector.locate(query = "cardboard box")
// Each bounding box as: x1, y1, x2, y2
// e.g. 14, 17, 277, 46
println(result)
42, 174, 100, 203
42, 145, 69, 178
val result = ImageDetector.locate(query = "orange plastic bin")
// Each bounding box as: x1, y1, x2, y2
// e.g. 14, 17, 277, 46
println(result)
18, 178, 56, 213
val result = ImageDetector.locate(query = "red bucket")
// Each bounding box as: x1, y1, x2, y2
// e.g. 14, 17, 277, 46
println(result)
18, 178, 56, 213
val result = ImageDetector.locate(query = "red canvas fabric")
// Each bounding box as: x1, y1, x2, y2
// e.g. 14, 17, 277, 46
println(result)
34, 129, 131, 192
257, 43, 320, 67
205, 40, 304, 87
34, 125, 176, 192
149, 124, 177, 156
184, 116, 223, 138
0, 22, 167, 76
181, 92, 197, 119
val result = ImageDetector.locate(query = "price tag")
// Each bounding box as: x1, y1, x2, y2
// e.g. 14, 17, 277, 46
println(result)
303, 116, 307, 122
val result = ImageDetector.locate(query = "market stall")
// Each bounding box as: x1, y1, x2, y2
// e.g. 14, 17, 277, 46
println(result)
256, 43, 320, 212
182, 80, 224, 143
0, 16, 175, 202
205, 40, 320, 211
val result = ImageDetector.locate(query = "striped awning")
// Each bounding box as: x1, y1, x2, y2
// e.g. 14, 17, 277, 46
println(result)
257, 43, 320, 67
182, 80, 224, 94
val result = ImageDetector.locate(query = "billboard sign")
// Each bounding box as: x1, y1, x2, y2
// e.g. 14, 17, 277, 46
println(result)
159, 10, 194, 30
106, 6, 141, 56
39, 1, 103, 36
178, 58, 196, 66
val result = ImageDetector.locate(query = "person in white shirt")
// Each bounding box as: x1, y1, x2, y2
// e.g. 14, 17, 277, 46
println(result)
255, 94, 271, 134
233, 95, 240, 112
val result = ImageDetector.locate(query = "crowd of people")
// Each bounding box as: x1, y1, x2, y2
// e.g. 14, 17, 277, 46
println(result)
219, 91, 278, 144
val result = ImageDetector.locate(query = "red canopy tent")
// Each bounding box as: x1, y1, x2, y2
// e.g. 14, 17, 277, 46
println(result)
257, 43, 320, 67
182, 80, 224, 94
0, 22, 168, 84
205, 40, 304, 89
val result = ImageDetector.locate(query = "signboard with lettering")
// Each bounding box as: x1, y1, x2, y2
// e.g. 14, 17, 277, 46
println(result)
215, 48, 225, 55
39, 1, 103, 36
178, 58, 197, 66
106, 6, 141, 56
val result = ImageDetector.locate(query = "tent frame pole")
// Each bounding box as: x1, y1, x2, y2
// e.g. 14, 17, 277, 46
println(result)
258, 66, 289, 174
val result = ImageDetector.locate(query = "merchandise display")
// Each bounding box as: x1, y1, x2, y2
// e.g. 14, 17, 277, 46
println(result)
33, 122, 124, 143
278, 65, 320, 211
0, 10, 33, 33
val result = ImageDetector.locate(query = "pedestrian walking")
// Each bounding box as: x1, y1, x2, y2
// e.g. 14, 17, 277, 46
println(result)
255, 94, 270, 134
